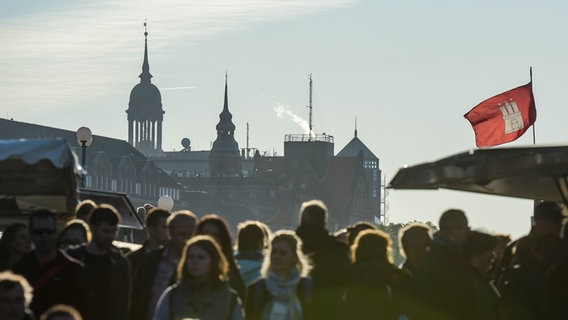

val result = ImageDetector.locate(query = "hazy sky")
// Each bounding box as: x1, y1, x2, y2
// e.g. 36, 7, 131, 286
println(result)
3, 0, 568, 238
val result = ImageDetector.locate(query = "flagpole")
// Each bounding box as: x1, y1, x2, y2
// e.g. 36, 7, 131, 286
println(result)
530, 66, 536, 145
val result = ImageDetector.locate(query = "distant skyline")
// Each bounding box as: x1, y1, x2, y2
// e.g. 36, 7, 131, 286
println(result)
3, 0, 568, 239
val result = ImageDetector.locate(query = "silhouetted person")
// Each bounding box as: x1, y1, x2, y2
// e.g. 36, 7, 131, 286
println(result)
39, 305, 83, 320
399, 222, 432, 276
74, 200, 96, 222
495, 201, 565, 320
127, 208, 171, 275
196, 214, 246, 303
342, 229, 410, 320
463, 231, 503, 320
413, 209, 476, 320
0, 224, 31, 271
295, 199, 350, 320
13, 210, 89, 318
130, 210, 197, 320
346, 221, 376, 247
57, 220, 90, 249
234, 220, 269, 287
0, 271, 34, 320
67, 204, 130, 320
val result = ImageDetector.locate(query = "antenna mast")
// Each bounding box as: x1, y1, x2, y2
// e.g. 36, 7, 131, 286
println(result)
246, 122, 250, 159
307, 73, 313, 137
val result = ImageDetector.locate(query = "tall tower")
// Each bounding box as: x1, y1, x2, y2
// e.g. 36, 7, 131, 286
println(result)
126, 23, 164, 156
209, 74, 241, 177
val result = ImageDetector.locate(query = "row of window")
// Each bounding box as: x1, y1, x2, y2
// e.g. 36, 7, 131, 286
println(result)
84, 176, 179, 200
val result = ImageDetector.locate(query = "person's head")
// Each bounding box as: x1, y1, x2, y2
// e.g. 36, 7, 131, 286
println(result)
438, 209, 470, 246
0, 223, 31, 261
177, 235, 228, 284
463, 231, 498, 276
0, 271, 32, 320
39, 304, 83, 320
262, 230, 309, 277
167, 210, 197, 251
236, 220, 268, 253
29, 210, 58, 254
196, 214, 234, 260
533, 201, 565, 237
74, 200, 96, 222
299, 200, 328, 227
399, 223, 432, 262
351, 229, 393, 264
88, 204, 121, 251
145, 208, 171, 246
347, 221, 377, 246
58, 220, 90, 249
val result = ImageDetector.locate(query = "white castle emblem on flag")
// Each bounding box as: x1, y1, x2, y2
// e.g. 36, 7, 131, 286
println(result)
499, 98, 524, 134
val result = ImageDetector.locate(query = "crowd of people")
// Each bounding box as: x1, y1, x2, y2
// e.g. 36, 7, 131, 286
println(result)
0, 198, 566, 320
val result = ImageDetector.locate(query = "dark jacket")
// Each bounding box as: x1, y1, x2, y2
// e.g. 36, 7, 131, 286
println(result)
413, 236, 478, 320
342, 260, 411, 320
66, 245, 131, 320
130, 246, 174, 320
13, 250, 90, 317
295, 224, 350, 320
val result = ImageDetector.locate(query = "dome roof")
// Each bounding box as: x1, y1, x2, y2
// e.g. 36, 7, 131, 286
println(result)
127, 82, 164, 118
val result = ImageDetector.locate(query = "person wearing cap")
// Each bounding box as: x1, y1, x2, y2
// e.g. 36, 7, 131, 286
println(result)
494, 201, 566, 320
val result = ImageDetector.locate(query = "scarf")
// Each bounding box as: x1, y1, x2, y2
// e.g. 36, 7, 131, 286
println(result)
263, 269, 303, 320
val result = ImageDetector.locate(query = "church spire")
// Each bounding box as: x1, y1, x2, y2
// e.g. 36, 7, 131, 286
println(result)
223, 71, 229, 113
355, 117, 358, 138
139, 20, 153, 83
216, 72, 235, 133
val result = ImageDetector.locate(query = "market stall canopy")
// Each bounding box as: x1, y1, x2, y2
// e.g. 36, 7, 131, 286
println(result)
0, 138, 81, 219
388, 145, 568, 204
78, 189, 144, 230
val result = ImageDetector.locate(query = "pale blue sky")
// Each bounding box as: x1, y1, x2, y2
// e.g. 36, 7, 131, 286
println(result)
3, 0, 568, 238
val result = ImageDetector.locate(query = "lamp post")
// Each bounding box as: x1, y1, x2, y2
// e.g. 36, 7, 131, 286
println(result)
76, 126, 93, 188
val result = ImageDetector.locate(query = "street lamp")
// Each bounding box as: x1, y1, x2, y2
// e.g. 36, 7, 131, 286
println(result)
158, 195, 174, 211
76, 126, 93, 188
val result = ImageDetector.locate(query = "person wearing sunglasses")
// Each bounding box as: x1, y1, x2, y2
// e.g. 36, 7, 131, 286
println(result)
12, 210, 90, 319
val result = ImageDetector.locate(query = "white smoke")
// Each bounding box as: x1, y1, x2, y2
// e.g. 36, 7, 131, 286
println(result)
274, 104, 312, 135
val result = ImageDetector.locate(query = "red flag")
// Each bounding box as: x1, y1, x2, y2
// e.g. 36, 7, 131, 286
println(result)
464, 83, 536, 148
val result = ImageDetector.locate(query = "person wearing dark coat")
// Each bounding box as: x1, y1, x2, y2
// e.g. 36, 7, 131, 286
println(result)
66, 204, 130, 320
295, 200, 350, 320
342, 229, 411, 320
13, 210, 89, 318
463, 231, 504, 320
127, 208, 170, 275
413, 209, 477, 320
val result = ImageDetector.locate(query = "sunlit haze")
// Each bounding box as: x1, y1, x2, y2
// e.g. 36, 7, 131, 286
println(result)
3, 0, 568, 239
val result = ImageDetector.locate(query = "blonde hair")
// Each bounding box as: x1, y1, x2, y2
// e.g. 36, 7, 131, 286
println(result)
261, 230, 310, 277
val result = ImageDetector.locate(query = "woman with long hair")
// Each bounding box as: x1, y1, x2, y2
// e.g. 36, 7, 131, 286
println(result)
246, 230, 312, 320
196, 214, 246, 301
0, 223, 31, 270
153, 235, 243, 320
